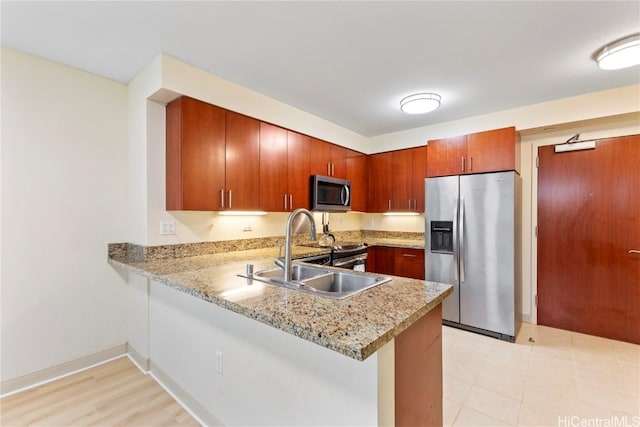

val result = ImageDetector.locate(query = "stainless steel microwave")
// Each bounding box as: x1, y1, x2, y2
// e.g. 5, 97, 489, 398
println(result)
310, 175, 351, 211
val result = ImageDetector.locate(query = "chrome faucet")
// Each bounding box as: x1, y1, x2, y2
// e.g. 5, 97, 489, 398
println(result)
283, 208, 317, 282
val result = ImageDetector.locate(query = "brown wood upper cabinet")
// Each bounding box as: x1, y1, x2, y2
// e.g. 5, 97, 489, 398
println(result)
346, 149, 368, 212
259, 127, 312, 212
368, 146, 427, 213
427, 126, 518, 177
287, 131, 312, 210
166, 96, 261, 211
225, 111, 261, 210
309, 137, 347, 178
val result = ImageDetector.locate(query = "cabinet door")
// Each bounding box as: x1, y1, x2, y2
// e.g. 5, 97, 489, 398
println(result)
368, 246, 395, 275
225, 111, 260, 210
166, 96, 226, 211
368, 152, 394, 212
394, 248, 425, 280
413, 146, 428, 212
330, 144, 347, 178
287, 131, 311, 210
392, 149, 414, 211
309, 137, 332, 176
259, 122, 288, 211
426, 135, 467, 177
346, 149, 368, 212
466, 126, 517, 174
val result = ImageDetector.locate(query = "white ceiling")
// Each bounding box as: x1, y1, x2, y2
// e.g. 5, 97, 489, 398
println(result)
2, 1, 639, 137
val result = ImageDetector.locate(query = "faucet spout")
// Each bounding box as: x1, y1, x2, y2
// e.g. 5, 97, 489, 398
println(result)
283, 208, 317, 282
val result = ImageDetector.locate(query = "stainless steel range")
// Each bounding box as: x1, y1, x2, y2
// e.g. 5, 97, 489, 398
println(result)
296, 242, 368, 271
330, 243, 368, 271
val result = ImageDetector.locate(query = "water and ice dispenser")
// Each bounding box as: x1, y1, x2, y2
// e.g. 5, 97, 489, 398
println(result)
430, 221, 453, 254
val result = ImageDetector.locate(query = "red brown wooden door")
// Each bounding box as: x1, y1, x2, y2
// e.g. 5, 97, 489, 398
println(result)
537, 135, 640, 344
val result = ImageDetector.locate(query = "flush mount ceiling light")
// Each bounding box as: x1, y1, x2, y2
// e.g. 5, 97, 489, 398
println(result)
596, 34, 640, 70
400, 93, 441, 114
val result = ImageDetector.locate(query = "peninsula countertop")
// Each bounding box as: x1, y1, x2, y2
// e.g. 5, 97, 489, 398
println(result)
109, 241, 450, 361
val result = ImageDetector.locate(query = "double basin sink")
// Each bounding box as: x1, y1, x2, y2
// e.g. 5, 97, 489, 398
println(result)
239, 263, 391, 299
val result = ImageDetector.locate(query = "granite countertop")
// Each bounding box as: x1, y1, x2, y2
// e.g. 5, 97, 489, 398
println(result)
109, 238, 450, 361
366, 238, 425, 249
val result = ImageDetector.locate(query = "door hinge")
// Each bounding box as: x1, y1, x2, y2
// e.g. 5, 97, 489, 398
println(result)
536, 156, 539, 168
535, 294, 538, 306
535, 225, 538, 238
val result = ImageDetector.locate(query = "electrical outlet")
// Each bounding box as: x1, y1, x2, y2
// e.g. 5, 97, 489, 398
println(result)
160, 220, 176, 235
215, 351, 223, 375
242, 221, 252, 231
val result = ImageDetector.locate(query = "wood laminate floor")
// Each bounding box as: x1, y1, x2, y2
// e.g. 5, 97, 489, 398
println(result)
0, 356, 200, 427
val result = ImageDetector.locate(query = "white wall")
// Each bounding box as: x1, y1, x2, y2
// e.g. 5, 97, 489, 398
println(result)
0, 48, 129, 383
369, 84, 640, 152
149, 280, 384, 426
134, 57, 368, 245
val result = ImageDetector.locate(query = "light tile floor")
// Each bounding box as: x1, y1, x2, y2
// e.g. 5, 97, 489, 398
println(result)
442, 323, 640, 426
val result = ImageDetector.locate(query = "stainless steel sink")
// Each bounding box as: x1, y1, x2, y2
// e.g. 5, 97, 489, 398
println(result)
250, 264, 331, 282
238, 263, 391, 299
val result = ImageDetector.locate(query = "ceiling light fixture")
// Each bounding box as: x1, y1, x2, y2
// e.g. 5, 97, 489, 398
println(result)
596, 34, 640, 70
400, 93, 441, 114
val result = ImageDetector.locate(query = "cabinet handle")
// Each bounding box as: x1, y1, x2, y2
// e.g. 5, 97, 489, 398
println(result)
408, 199, 412, 210
220, 189, 225, 208
388, 200, 391, 211
469, 156, 473, 172
332, 163, 335, 176
461, 157, 465, 172
289, 194, 293, 209
402, 253, 417, 258
228, 190, 232, 209
630, 250, 640, 254
327, 163, 331, 175
284, 194, 288, 210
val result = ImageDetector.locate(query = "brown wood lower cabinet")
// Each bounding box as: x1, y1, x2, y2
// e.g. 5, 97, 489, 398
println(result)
368, 246, 425, 280
394, 248, 425, 280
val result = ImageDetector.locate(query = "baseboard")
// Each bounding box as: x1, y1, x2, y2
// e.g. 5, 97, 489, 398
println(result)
520, 313, 534, 324
127, 343, 150, 372
0, 343, 127, 396
150, 361, 224, 427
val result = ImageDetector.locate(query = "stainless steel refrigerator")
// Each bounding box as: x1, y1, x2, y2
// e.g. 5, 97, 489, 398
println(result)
425, 171, 521, 341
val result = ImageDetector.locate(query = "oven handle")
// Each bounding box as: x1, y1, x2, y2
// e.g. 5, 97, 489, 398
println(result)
333, 255, 367, 268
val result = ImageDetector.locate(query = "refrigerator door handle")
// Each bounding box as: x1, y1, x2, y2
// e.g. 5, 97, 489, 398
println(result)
453, 196, 459, 281
460, 196, 465, 283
